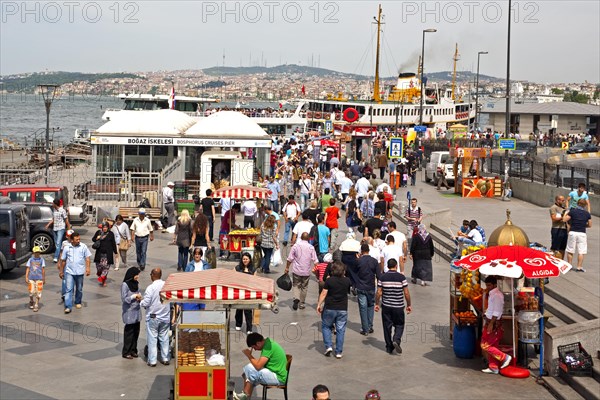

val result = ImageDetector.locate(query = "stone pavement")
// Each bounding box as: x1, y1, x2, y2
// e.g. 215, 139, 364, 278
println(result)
3, 171, 597, 399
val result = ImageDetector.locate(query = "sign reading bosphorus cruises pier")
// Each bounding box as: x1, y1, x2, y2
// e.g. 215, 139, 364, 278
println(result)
90, 136, 272, 148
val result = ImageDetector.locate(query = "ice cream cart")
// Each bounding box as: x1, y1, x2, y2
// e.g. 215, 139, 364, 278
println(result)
160, 269, 278, 400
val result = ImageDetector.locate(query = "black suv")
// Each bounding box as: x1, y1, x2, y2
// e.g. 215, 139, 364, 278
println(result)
22, 203, 60, 254
0, 204, 31, 272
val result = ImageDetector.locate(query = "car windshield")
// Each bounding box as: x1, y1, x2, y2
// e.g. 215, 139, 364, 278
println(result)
515, 142, 534, 150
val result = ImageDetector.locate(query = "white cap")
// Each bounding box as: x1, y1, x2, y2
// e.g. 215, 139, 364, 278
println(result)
167, 181, 175, 186
138, 208, 146, 214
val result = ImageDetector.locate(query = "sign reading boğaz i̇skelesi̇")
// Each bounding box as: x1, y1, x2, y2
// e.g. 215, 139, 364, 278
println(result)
90, 136, 272, 148
389, 137, 403, 159
498, 139, 516, 150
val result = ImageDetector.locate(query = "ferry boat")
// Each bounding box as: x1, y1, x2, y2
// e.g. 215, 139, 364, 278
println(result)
301, 5, 475, 135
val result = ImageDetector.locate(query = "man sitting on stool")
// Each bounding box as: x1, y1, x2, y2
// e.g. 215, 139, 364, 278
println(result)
234, 333, 288, 400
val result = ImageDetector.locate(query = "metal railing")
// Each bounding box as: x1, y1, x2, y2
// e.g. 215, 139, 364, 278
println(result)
486, 156, 599, 193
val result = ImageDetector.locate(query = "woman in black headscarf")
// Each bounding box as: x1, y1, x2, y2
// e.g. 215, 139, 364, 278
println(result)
121, 267, 141, 359
234, 252, 256, 334
410, 224, 434, 286
92, 221, 118, 287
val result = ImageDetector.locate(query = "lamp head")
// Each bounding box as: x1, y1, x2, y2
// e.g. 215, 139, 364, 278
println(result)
423, 28, 437, 33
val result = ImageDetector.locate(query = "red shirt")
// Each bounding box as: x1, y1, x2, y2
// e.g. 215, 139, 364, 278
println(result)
325, 206, 340, 229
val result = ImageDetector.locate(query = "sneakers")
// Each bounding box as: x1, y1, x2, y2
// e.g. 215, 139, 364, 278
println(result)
324, 347, 333, 357
29, 298, 34, 309
233, 392, 248, 400
368, 328, 374, 334
114, 267, 119, 271
64, 308, 71, 314
160, 360, 170, 366
292, 299, 299, 310
501, 355, 512, 369
75, 304, 82, 309
575, 268, 586, 273
481, 368, 499, 374
335, 353, 343, 359
33, 305, 39, 312
393, 341, 402, 354
360, 331, 369, 336
53, 258, 58, 263
246, 331, 252, 335
235, 326, 242, 331
298, 303, 306, 309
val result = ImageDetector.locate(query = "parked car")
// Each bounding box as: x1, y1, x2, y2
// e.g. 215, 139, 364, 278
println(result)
510, 141, 537, 158
566, 142, 599, 154
22, 203, 59, 254
0, 203, 31, 272
0, 185, 88, 226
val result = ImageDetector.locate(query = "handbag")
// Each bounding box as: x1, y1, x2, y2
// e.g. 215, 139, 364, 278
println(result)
117, 225, 130, 251
92, 240, 101, 250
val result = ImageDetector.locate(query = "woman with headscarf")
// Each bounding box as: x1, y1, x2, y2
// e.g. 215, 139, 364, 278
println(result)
234, 252, 256, 333
92, 221, 118, 287
174, 209, 193, 271
409, 224, 434, 286
121, 267, 141, 359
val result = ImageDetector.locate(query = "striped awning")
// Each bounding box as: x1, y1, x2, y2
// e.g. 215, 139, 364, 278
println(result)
160, 269, 275, 304
213, 185, 271, 200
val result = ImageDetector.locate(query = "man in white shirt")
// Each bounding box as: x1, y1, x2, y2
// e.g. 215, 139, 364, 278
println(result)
480, 276, 512, 374
291, 213, 314, 246
130, 208, 154, 271
338, 172, 354, 206
241, 198, 258, 228
162, 182, 175, 227
355, 176, 370, 203
380, 234, 405, 274
376, 181, 392, 194
220, 197, 233, 217
282, 195, 300, 246
140, 268, 171, 367
299, 173, 313, 212
387, 222, 408, 256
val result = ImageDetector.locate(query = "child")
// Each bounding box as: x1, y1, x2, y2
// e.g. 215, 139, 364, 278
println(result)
25, 246, 46, 312
313, 253, 333, 295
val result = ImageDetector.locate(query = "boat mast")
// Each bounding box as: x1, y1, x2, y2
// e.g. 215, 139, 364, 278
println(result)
373, 4, 382, 103
451, 43, 460, 101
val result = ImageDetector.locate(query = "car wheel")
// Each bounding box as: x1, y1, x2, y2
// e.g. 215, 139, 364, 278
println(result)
32, 233, 54, 254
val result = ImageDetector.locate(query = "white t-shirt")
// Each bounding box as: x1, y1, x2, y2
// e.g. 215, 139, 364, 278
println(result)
368, 245, 381, 262
300, 178, 312, 195
381, 245, 403, 273
468, 228, 483, 243
376, 182, 392, 193
292, 220, 313, 237
339, 177, 353, 194
283, 202, 300, 219
356, 178, 370, 197
389, 231, 407, 249
334, 170, 346, 185
241, 201, 257, 217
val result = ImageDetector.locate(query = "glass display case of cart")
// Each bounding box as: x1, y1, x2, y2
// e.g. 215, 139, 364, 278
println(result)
174, 311, 228, 400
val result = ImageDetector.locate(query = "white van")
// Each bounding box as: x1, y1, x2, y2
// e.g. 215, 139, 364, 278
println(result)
425, 151, 457, 185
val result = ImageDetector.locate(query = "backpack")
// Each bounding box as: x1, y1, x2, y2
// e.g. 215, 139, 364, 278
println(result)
309, 224, 320, 251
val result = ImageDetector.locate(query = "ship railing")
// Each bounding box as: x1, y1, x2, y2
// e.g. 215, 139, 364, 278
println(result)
191, 110, 299, 119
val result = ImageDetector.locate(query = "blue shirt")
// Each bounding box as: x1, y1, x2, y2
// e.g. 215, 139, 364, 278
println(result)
61, 243, 91, 275
317, 225, 330, 253
568, 190, 589, 209
26, 257, 45, 280
267, 181, 281, 201
140, 279, 170, 322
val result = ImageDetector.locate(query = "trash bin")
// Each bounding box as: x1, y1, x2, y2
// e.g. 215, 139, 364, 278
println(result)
518, 311, 542, 343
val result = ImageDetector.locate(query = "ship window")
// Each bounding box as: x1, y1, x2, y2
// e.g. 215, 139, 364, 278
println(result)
356, 106, 365, 115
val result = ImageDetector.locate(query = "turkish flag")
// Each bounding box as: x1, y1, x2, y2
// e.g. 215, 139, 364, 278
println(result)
301, 85, 306, 95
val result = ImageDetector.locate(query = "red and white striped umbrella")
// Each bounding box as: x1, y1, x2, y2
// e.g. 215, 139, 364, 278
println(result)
213, 185, 271, 200
160, 269, 276, 304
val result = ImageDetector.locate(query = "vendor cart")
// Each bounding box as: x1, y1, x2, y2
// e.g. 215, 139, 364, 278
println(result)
160, 269, 278, 400
449, 147, 501, 198
213, 185, 271, 257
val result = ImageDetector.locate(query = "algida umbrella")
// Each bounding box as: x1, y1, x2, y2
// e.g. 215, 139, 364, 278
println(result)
454, 245, 572, 377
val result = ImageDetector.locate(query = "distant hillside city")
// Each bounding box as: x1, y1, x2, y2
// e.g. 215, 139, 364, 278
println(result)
1, 65, 599, 105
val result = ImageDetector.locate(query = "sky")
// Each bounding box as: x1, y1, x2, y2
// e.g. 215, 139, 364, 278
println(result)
1, 0, 599, 83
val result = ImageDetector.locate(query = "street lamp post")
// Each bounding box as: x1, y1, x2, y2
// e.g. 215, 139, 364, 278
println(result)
39, 84, 60, 184
474, 51, 488, 131
419, 28, 437, 128
503, 0, 512, 201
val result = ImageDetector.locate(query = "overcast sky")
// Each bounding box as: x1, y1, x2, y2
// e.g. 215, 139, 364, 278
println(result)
1, 1, 598, 83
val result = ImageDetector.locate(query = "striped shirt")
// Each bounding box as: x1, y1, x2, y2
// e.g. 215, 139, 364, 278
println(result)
378, 271, 408, 308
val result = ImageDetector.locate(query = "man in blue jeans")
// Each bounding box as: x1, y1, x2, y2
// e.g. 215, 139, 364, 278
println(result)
46, 198, 70, 263
140, 268, 170, 367
58, 232, 91, 314
130, 208, 154, 271
355, 244, 379, 336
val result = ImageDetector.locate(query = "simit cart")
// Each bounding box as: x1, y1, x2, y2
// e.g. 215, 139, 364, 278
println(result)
160, 268, 278, 400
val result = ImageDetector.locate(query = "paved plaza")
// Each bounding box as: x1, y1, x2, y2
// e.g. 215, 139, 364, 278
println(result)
1, 172, 597, 399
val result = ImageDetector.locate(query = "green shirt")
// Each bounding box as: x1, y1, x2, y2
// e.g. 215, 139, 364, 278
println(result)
320, 194, 333, 212
261, 338, 287, 383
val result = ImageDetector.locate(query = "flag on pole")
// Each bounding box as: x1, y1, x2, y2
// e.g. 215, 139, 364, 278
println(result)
168, 86, 176, 110
301, 85, 306, 95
